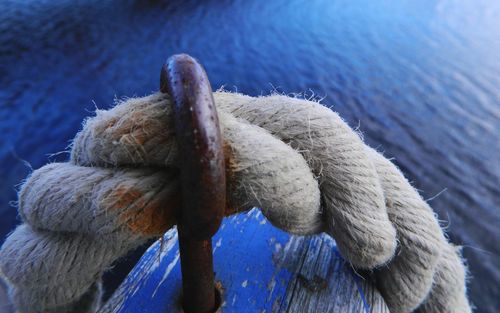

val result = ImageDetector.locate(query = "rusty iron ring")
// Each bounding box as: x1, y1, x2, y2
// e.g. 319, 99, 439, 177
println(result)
160, 54, 224, 313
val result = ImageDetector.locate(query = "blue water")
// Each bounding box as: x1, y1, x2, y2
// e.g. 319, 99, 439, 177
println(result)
0, 0, 498, 311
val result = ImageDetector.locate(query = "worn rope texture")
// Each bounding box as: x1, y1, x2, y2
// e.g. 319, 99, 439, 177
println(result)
0, 92, 470, 313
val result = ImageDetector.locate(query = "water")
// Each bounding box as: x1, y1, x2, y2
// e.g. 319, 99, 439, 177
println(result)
0, 0, 498, 311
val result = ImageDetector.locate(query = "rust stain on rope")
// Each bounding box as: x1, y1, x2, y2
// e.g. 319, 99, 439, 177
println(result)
125, 196, 178, 236
104, 186, 178, 236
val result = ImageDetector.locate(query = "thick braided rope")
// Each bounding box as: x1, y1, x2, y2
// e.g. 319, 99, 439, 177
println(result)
0, 92, 470, 313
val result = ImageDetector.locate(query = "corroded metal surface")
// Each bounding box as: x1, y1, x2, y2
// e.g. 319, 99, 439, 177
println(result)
161, 54, 225, 313
161, 54, 225, 240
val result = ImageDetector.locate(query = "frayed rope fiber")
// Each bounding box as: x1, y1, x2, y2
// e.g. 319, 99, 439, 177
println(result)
0, 92, 471, 313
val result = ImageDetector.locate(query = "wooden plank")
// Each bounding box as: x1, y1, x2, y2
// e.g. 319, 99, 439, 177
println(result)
102, 209, 389, 313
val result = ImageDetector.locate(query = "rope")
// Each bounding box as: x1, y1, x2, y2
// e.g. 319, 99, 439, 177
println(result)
0, 92, 470, 313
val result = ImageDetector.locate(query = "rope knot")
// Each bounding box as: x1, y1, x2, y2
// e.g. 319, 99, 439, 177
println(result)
0, 91, 470, 313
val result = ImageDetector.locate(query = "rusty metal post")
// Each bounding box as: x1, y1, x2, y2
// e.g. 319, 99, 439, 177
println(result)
160, 54, 225, 313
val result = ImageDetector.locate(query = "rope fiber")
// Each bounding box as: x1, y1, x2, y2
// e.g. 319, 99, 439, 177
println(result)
0, 91, 471, 313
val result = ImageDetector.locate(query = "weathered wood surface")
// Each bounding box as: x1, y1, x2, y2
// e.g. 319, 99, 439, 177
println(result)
102, 209, 389, 313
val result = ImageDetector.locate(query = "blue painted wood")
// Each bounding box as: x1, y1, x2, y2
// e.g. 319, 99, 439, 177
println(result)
102, 209, 388, 313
